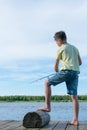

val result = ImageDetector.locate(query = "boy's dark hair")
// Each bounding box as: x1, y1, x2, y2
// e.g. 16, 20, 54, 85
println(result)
54, 31, 67, 42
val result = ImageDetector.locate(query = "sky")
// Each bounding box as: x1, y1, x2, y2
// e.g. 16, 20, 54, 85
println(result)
0, 0, 87, 96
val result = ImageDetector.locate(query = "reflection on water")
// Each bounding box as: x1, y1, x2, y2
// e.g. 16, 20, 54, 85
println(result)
0, 102, 87, 121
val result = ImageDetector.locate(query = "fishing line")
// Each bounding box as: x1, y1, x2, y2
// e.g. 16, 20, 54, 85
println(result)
30, 73, 55, 84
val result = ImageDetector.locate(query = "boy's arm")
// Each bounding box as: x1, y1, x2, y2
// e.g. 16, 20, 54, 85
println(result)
54, 59, 59, 72
78, 54, 82, 66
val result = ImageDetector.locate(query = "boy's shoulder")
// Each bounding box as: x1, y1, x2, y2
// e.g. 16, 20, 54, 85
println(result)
57, 43, 79, 53
67, 43, 79, 51
67, 44, 79, 56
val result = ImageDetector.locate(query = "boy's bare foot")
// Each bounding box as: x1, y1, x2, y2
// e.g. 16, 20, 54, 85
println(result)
67, 120, 79, 126
37, 106, 51, 112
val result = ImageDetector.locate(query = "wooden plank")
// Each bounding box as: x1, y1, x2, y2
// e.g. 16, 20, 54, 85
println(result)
66, 124, 78, 130
0, 121, 87, 130
0, 121, 10, 125
78, 122, 87, 130
1, 121, 22, 130
13, 125, 26, 130
40, 121, 58, 130
25, 128, 40, 130
15, 125, 39, 130
0, 121, 13, 129
53, 121, 67, 130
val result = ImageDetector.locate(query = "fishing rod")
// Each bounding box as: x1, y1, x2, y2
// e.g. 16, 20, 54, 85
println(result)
30, 73, 55, 84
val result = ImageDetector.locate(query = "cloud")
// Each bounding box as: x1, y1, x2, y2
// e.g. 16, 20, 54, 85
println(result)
0, 0, 87, 63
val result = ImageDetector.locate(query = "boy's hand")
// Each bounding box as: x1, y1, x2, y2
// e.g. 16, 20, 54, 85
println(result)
54, 59, 59, 72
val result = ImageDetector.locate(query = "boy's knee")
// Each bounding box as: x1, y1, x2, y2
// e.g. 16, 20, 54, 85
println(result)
45, 80, 51, 86
71, 95, 77, 100
71, 95, 78, 101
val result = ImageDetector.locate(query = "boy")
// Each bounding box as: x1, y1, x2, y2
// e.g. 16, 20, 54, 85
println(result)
38, 31, 82, 126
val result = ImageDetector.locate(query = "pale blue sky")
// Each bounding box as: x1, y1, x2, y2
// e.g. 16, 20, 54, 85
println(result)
0, 0, 87, 95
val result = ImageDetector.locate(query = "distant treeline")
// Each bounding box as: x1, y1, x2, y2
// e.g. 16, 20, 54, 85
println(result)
0, 95, 87, 102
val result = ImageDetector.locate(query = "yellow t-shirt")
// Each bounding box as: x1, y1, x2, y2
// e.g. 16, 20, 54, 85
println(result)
56, 43, 80, 72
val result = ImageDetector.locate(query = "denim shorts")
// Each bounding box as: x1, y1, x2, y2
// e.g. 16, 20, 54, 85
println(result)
48, 70, 78, 95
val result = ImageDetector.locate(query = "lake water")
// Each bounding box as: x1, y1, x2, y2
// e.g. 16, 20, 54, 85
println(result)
0, 102, 87, 121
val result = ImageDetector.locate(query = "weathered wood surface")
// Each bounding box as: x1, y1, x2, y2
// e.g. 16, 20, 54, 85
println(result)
23, 111, 50, 128
0, 121, 87, 130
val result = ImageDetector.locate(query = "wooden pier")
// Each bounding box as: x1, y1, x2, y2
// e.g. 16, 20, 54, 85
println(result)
0, 120, 86, 130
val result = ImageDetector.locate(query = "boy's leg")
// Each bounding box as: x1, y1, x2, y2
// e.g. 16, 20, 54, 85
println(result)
37, 71, 69, 112
37, 80, 51, 112
70, 95, 79, 125
45, 80, 51, 111
37, 71, 67, 112
66, 71, 79, 125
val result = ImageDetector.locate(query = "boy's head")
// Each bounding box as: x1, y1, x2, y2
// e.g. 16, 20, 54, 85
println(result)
54, 31, 67, 46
